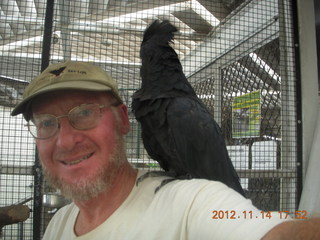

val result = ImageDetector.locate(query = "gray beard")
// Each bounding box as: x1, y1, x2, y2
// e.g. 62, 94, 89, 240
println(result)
41, 136, 127, 202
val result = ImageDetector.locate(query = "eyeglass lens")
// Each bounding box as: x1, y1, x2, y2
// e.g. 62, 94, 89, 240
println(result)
28, 104, 104, 139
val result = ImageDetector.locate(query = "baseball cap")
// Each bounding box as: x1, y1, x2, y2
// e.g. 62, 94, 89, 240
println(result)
11, 61, 123, 118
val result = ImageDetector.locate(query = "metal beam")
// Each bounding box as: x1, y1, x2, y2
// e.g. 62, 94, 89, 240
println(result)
237, 169, 296, 179
0, 1, 211, 59
0, 165, 33, 175
278, 0, 298, 211
0, 53, 140, 68
181, 0, 279, 78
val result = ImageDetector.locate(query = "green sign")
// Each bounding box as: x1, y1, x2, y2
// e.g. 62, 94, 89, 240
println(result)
232, 90, 261, 138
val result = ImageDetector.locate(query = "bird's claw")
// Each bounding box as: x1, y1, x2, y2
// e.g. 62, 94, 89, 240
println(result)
136, 171, 169, 186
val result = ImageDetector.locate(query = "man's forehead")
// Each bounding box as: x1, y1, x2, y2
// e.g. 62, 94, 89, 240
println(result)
31, 90, 111, 112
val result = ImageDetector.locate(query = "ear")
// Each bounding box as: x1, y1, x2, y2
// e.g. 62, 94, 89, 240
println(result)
117, 104, 130, 134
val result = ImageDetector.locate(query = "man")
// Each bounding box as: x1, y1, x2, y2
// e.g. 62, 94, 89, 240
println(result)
11, 61, 319, 239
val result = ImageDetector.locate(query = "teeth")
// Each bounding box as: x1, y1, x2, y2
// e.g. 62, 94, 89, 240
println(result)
63, 153, 93, 166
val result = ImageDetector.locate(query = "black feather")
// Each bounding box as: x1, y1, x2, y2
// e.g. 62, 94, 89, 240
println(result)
132, 20, 245, 196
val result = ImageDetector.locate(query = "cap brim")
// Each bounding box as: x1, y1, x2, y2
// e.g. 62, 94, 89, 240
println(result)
11, 80, 116, 117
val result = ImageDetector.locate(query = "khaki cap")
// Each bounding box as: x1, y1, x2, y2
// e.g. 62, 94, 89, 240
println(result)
11, 61, 123, 118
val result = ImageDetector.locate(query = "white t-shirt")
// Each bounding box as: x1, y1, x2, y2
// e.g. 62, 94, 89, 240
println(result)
43, 170, 290, 240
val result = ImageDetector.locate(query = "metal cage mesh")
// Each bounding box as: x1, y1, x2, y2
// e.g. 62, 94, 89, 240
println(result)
0, 0, 299, 239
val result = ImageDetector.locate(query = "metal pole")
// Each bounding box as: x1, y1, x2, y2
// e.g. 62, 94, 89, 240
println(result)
41, 0, 55, 72
35, 0, 55, 239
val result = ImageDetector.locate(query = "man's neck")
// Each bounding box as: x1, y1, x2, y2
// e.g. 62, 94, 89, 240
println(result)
73, 164, 138, 236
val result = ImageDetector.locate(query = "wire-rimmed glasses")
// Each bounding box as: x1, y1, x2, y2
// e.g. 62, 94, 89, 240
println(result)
27, 103, 117, 139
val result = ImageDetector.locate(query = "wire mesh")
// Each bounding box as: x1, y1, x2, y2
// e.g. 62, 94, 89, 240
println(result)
0, 0, 299, 239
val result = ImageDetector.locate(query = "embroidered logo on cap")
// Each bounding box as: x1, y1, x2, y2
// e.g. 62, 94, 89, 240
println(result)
50, 66, 66, 76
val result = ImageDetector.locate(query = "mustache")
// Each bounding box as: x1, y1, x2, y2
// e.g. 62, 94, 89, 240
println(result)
53, 144, 96, 160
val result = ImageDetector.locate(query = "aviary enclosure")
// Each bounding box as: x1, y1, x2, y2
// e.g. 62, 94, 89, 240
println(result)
0, 0, 299, 239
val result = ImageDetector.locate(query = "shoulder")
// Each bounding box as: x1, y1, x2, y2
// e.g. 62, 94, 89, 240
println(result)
135, 171, 234, 200
156, 178, 288, 240
135, 171, 244, 204
157, 177, 242, 201
141, 176, 248, 217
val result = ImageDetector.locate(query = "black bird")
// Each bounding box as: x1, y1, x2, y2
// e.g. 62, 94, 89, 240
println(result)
132, 20, 245, 196
50, 66, 66, 76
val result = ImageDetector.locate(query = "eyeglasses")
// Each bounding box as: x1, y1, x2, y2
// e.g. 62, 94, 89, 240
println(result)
27, 103, 117, 139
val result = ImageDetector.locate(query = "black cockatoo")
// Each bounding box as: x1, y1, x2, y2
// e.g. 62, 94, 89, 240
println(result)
132, 20, 245, 196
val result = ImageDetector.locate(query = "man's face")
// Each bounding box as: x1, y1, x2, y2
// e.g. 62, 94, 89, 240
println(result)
32, 90, 130, 201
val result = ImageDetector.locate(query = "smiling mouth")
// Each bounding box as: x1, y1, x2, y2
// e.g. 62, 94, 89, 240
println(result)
62, 153, 94, 166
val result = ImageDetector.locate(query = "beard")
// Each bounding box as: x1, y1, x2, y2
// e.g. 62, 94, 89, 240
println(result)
41, 134, 127, 202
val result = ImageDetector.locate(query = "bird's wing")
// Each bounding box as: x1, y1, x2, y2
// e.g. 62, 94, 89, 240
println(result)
166, 97, 244, 194
135, 98, 175, 172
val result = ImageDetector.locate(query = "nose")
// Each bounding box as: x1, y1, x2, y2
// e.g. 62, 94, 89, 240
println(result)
55, 118, 84, 150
